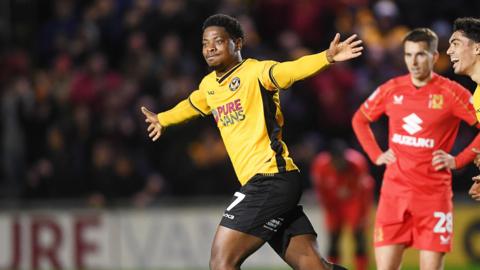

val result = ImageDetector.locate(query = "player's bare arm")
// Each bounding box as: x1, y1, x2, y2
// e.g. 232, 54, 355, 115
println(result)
141, 106, 163, 141
326, 33, 363, 63
432, 150, 456, 171
375, 149, 396, 166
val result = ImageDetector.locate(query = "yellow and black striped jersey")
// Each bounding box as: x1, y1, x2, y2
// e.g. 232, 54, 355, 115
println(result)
158, 51, 331, 185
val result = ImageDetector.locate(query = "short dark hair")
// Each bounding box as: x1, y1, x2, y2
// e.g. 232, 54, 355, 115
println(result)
453, 17, 480, 43
403, 28, 438, 52
202, 14, 244, 40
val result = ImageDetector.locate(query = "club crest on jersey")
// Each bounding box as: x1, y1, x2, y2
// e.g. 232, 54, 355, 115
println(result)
229, 77, 241, 91
428, 94, 443, 109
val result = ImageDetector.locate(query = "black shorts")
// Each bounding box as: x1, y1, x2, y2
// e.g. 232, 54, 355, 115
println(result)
219, 171, 317, 256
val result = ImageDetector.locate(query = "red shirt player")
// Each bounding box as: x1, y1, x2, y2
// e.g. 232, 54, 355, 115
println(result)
352, 28, 480, 270
311, 139, 374, 270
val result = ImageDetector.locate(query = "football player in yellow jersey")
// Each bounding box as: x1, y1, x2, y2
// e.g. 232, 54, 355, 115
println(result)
141, 14, 363, 270
447, 17, 480, 201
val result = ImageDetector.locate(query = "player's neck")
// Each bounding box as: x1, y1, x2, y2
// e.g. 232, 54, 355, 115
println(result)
471, 61, 480, 84
216, 55, 243, 78
410, 73, 433, 88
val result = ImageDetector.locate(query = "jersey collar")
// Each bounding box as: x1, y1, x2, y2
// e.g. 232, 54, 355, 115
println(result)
409, 72, 439, 90
216, 60, 246, 84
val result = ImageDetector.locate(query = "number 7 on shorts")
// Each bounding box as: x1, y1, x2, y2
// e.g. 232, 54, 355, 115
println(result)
226, 192, 246, 211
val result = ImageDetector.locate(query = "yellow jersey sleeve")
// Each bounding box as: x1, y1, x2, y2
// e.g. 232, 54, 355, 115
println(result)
473, 84, 480, 122
157, 90, 210, 127
188, 89, 211, 115
257, 60, 280, 91
259, 50, 331, 90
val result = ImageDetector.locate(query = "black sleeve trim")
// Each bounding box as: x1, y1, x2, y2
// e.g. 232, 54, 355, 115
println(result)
268, 64, 284, 91
188, 97, 207, 117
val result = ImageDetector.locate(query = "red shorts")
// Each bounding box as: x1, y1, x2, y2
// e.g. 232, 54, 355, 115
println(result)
374, 193, 453, 253
324, 198, 371, 231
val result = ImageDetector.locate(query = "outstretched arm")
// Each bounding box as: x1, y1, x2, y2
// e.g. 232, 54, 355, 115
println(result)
140, 90, 209, 141
270, 33, 363, 89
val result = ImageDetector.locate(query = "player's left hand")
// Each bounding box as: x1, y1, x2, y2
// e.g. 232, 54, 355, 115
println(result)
469, 175, 480, 201
472, 148, 480, 168
432, 150, 456, 171
326, 33, 363, 63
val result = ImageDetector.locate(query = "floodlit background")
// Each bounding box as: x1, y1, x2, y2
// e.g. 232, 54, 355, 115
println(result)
0, 0, 479, 269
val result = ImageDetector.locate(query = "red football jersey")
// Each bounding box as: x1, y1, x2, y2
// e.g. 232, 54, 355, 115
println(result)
311, 149, 373, 206
360, 73, 477, 199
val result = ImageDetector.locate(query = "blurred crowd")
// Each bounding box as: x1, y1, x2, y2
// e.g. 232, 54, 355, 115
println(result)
0, 0, 479, 207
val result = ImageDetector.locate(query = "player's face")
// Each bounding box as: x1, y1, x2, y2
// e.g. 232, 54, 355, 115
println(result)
202, 26, 240, 72
404, 41, 437, 83
447, 31, 478, 76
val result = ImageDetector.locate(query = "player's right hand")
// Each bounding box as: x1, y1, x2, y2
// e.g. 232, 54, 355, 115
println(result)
472, 148, 480, 168
141, 106, 163, 141
375, 149, 396, 166
326, 33, 363, 63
